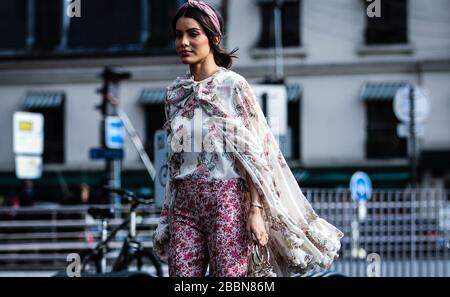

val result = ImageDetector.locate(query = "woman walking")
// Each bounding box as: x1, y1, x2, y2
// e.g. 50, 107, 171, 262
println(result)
153, 0, 344, 277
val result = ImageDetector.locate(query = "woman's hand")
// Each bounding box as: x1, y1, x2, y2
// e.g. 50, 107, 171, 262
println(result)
240, 163, 269, 246
247, 207, 269, 246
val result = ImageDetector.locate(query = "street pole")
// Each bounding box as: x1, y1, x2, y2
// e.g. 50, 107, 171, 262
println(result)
408, 85, 418, 188
263, 0, 284, 84
97, 67, 131, 206
274, 0, 284, 81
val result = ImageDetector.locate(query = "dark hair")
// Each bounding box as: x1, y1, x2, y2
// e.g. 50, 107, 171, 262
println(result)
172, 5, 238, 69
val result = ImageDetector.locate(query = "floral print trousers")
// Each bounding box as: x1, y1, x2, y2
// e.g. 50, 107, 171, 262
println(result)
168, 177, 252, 277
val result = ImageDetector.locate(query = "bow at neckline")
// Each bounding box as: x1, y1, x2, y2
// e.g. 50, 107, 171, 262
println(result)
166, 67, 225, 105
163, 67, 227, 130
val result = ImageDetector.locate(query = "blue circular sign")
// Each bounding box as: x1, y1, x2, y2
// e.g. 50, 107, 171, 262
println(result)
350, 171, 372, 201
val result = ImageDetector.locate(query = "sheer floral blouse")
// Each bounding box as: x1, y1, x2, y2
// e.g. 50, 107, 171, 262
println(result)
164, 67, 244, 181
153, 66, 344, 276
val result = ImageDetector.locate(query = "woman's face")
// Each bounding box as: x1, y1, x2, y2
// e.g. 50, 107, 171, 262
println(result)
175, 17, 213, 65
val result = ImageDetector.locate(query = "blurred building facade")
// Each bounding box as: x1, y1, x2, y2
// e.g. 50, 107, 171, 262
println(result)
0, 0, 449, 202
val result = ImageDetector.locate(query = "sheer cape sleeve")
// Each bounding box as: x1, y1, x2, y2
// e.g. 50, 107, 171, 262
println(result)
210, 76, 344, 275
152, 70, 344, 275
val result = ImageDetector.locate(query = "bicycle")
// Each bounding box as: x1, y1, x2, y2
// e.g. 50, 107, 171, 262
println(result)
80, 187, 163, 277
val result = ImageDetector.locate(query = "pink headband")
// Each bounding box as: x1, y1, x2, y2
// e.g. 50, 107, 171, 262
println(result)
179, 0, 222, 37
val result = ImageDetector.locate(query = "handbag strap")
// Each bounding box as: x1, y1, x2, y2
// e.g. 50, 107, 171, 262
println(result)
252, 242, 270, 265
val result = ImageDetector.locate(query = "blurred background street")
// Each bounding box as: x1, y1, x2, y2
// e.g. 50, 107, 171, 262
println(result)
0, 0, 449, 277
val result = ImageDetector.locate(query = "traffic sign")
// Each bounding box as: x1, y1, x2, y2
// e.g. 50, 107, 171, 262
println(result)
350, 171, 372, 202
105, 116, 125, 149
393, 86, 430, 124
89, 148, 124, 160
13, 112, 44, 155
251, 84, 288, 135
350, 171, 372, 222
15, 155, 42, 179
154, 129, 168, 208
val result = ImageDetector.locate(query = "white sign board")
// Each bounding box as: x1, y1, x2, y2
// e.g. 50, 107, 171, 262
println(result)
251, 84, 288, 136
105, 116, 125, 149
393, 86, 430, 124
154, 129, 168, 208
15, 155, 43, 179
13, 112, 44, 155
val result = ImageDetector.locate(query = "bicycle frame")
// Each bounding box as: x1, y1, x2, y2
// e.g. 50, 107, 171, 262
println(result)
81, 213, 130, 273
81, 192, 163, 276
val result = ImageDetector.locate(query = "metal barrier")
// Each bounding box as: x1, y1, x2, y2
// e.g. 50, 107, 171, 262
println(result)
0, 188, 449, 277
0, 204, 160, 272
304, 188, 450, 277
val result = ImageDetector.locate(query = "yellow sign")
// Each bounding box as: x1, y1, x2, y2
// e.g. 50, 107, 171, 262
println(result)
19, 121, 33, 131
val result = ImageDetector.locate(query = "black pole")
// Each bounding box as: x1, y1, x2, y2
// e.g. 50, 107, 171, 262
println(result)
409, 85, 417, 188
273, 0, 284, 81
97, 67, 131, 206
261, 0, 285, 84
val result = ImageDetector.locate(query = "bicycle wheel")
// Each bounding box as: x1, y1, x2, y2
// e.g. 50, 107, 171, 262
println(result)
140, 248, 164, 277
112, 246, 163, 277
111, 237, 134, 272
81, 252, 101, 274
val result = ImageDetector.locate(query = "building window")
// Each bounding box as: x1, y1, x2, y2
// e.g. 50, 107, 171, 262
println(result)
68, 0, 179, 52
0, 0, 180, 58
361, 82, 408, 159
34, 0, 62, 51
145, 0, 178, 48
139, 88, 166, 162
364, 0, 408, 45
256, 0, 301, 48
287, 85, 301, 160
0, 0, 62, 52
0, 0, 28, 50
68, 0, 142, 49
23, 91, 65, 164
